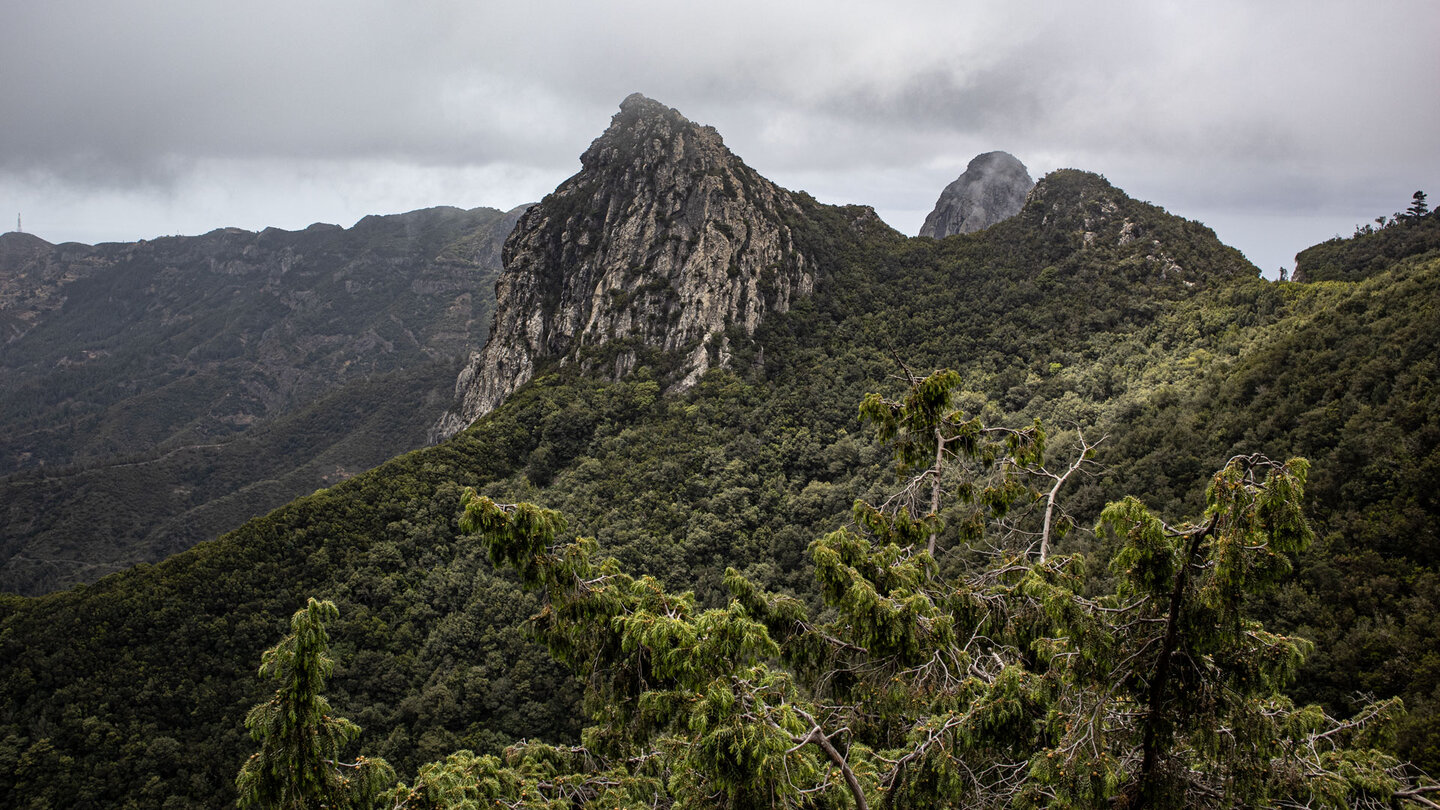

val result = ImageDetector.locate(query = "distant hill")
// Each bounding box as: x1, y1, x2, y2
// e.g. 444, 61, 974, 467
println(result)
0, 205, 526, 594
0, 97, 1435, 806
1293, 206, 1440, 282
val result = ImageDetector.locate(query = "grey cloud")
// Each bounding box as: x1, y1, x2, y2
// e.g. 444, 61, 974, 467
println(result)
1, 0, 1435, 267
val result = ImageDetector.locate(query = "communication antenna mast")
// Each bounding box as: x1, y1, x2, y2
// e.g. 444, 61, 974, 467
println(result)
15, 213, 19, 233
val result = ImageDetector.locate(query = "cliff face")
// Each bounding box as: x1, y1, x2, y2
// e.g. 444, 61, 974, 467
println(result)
919, 151, 1034, 238
432, 94, 817, 440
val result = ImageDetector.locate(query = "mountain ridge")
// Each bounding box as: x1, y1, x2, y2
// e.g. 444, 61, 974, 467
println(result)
0, 204, 527, 595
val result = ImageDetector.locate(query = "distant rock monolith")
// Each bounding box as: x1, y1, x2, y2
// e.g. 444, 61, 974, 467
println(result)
919, 151, 1034, 238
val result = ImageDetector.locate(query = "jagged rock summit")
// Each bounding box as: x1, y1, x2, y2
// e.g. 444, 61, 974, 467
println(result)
919, 151, 1034, 238
431, 94, 821, 441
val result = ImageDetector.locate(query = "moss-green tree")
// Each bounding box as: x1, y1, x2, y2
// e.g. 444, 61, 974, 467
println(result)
236, 598, 394, 809
857, 366, 1042, 556
1030, 454, 1412, 808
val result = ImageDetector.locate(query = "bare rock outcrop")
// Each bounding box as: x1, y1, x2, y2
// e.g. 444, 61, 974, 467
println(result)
432, 94, 817, 440
919, 151, 1034, 238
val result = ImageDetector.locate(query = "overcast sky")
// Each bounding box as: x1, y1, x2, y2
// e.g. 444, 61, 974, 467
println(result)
3, 1, 1436, 276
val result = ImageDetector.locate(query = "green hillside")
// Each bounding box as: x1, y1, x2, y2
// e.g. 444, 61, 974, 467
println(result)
0, 206, 524, 595
1294, 203, 1440, 282
1, 173, 1436, 806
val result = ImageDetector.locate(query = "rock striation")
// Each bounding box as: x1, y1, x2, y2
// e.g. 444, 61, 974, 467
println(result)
919, 151, 1034, 238
432, 94, 818, 440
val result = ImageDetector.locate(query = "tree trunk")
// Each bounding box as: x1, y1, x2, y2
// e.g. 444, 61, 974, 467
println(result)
928, 429, 943, 556
1136, 515, 1215, 807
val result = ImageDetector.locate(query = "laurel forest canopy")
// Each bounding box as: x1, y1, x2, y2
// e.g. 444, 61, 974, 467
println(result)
246, 370, 1436, 809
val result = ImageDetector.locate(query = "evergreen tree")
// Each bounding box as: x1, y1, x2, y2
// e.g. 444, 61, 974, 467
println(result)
857, 365, 1043, 556
1407, 190, 1430, 219
236, 598, 394, 809
445, 371, 1433, 808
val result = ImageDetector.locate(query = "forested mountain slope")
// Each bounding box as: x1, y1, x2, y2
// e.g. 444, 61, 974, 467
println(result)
0, 99, 1435, 806
0, 205, 525, 595
1294, 201, 1439, 282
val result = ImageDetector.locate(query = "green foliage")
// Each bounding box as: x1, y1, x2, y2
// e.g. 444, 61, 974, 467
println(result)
1093, 457, 1323, 805
0, 359, 470, 596
452, 428, 1425, 807
1098, 256, 1440, 769
387, 744, 666, 809
0, 168, 1436, 805
237, 598, 394, 809
857, 367, 1043, 556
1295, 203, 1440, 282
0, 206, 515, 596
460, 493, 823, 806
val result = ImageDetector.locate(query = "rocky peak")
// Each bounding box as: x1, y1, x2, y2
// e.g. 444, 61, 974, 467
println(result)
919, 151, 1034, 238
1003, 169, 1258, 285
432, 94, 817, 441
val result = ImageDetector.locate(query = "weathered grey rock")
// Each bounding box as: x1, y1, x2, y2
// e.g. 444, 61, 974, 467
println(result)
431, 94, 818, 441
919, 151, 1034, 238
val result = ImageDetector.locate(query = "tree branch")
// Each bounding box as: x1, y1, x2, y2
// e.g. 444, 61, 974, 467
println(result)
1137, 512, 1217, 805
790, 706, 869, 810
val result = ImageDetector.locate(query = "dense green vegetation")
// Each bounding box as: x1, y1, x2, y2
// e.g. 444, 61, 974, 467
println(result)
1294, 203, 1439, 282
0, 358, 466, 594
433, 443, 1417, 807
0, 172, 1436, 806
